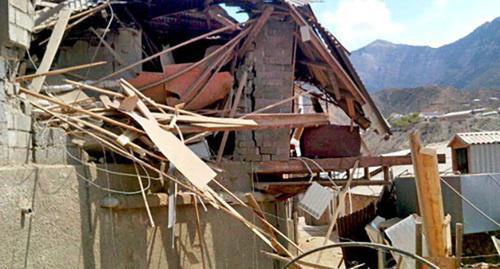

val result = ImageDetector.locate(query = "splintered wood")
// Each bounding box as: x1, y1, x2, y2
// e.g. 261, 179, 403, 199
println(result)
16, 2, 400, 267
128, 112, 216, 190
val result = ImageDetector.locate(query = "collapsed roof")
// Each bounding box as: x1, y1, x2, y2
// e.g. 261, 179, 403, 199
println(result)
30, 0, 391, 137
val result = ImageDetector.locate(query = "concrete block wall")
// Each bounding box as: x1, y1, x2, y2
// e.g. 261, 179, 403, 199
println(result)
0, 0, 34, 48
234, 17, 295, 161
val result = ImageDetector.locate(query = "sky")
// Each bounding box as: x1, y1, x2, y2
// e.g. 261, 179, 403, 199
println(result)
310, 0, 500, 50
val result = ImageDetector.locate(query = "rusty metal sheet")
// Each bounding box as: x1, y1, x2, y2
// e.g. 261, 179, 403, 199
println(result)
301, 125, 361, 158
129, 63, 233, 110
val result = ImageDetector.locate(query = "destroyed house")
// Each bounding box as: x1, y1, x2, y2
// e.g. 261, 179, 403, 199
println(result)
0, 0, 439, 268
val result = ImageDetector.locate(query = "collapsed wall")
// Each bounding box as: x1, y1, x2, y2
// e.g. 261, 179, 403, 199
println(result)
0, 1, 294, 268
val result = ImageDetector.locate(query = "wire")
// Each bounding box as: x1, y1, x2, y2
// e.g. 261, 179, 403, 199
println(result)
282, 242, 439, 269
74, 169, 151, 195
440, 177, 500, 228
64, 146, 161, 180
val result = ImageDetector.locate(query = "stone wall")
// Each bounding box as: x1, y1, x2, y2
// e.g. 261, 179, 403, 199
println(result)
234, 17, 295, 162
0, 0, 35, 165
0, 0, 34, 48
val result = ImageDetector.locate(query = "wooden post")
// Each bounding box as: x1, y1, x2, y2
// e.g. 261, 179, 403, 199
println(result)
416, 221, 423, 269
410, 132, 453, 268
455, 223, 463, 268
30, 8, 72, 92
377, 233, 385, 269
383, 166, 390, 182
364, 167, 371, 180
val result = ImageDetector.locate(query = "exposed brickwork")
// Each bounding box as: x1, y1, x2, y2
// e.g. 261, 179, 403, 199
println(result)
0, 0, 34, 48
233, 17, 295, 162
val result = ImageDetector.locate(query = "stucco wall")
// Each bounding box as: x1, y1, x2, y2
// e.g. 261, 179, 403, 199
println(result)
0, 164, 279, 268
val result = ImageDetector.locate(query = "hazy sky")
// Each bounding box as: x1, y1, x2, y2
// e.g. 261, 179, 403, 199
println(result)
311, 0, 500, 50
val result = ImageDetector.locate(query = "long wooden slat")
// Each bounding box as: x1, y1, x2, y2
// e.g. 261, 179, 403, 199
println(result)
178, 113, 330, 133
247, 154, 446, 174
20, 87, 145, 134
245, 193, 293, 257
16, 61, 106, 82
127, 112, 216, 190
30, 8, 72, 93
287, 4, 366, 104
216, 70, 249, 162
153, 113, 256, 126
97, 24, 237, 82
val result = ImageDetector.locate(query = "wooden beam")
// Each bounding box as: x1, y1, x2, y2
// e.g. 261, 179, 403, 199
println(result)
247, 154, 446, 174
255, 180, 390, 195
297, 60, 330, 71
245, 193, 293, 258
30, 8, 72, 93
287, 4, 366, 104
178, 113, 330, 133
216, 70, 249, 162
16, 61, 106, 82
409, 132, 447, 258
97, 24, 237, 82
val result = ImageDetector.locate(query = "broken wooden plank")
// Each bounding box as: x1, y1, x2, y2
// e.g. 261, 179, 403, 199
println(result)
179, 113, 330, 133
30, 7, 72, 93
247, 154, 446, 174
98, 24, 238, 82
89, 27, 127, 66
152, 113, 256, 126
255, 180, 390, 196
245, 193, 295, 259
216, 70, 249, 162
16, 61, 106, 82
127, 112, 216, 190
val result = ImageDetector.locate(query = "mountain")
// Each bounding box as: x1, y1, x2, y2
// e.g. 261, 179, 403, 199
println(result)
350, 17, 500, 92
371, 86, 500, 116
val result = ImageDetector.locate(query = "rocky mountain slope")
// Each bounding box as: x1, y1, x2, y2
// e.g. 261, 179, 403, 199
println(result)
363, 117, 500, 154
351, 17, 500, 92
371, 86, 500, 116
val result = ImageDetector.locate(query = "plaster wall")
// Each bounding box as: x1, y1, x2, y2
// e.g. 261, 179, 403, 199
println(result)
0, 164, 278, 268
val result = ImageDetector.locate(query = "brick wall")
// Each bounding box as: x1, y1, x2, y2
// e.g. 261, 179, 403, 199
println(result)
233, 17, 295, 162
0, 0, 34, 48
0, 0, 77, 165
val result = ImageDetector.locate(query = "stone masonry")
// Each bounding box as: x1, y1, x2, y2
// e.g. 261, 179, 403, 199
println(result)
0, 0, 74, 165
234, 16, 295, 161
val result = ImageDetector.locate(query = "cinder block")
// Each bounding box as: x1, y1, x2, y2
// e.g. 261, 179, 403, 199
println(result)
0, 145, 8, 165
0, 57, 6, 78
260, 147, 277, 155
33, 146, 66, 164
261, 154, 271, 161
8, 5, 16, 23
15, 8, 33, 31
8, 147, 32, 164
7, 129, 31, 147
33, 127, 67, 147
9, 0, 28, 13
6, 109, 31, 131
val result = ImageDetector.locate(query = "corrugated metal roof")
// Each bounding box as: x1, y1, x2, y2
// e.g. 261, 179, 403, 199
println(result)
451, 131, 500, 145
284, 0, 319, 6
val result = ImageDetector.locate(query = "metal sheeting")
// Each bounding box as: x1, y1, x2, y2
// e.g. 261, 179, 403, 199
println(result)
284, 0, 319, 6
395, 174, 500, 234
454, 131, 500, 145
469, 143, 500, 173
461, 174, 500, 233
298, 182, 334, 220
